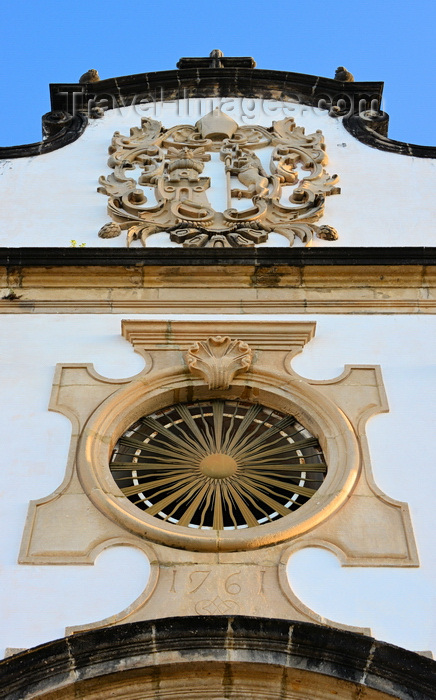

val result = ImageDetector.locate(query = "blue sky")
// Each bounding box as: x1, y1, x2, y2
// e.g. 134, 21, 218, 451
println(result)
0, 0, 435, 147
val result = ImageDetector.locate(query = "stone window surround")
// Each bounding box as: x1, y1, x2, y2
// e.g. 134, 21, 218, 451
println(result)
18, 320, 418, 634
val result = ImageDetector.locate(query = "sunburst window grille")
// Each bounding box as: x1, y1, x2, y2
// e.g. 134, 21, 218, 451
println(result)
109, 400, 327, 530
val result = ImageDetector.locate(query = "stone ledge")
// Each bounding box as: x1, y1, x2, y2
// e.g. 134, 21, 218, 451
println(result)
0, 253, 435, 314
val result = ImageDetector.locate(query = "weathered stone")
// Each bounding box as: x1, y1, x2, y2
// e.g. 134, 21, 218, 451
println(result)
0, 617, 434, 699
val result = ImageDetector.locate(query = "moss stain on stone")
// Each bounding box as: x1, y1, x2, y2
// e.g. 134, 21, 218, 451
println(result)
250, 266, 282, 287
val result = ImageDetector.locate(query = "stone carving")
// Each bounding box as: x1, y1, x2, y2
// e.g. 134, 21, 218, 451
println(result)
79, 69, 100, 84
334, 66, 354, 82
42, 111, 73, 139
208, 49, 224, 68
97, 109, 340, 247
98, 222, 122, 238
186, 335, 252, 389
177, 49, 256, 70
316, 224, 339, 240
195, 597, 240, 614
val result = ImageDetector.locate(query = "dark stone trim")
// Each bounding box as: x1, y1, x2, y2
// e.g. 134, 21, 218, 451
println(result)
177, 55, 257, 69
44, 67, 436, 159
2, 62, 435, 159
0, 114, 87, 159
49, 68, 382, 118
0, 617, 434, 699
0, 247, 436, 268
344, 112, 436, 158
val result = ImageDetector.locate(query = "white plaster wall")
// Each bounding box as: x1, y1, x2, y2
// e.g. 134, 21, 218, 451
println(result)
0, 98, 435, 247
0, 314, 435, 656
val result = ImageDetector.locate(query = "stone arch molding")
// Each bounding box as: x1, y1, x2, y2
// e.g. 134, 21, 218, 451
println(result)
19, 320, 418, 636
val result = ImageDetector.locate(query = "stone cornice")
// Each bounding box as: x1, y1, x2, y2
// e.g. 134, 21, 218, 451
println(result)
1, 248, 436, 314
344, 112, 436, 158
1, 247, 436, 267
0, 113, 87, 159
49, 67, 383, 116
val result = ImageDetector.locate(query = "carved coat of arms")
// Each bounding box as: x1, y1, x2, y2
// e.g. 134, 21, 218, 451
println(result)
97, 108, 340, 247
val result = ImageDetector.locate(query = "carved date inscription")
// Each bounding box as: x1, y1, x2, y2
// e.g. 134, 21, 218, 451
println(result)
169, 567, 265, 615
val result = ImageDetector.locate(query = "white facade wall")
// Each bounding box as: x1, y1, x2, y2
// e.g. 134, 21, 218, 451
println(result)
0, 96, 435, 660
0, 314, 434, 656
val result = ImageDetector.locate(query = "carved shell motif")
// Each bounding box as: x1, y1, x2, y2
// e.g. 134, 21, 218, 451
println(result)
186, 336, 252, 389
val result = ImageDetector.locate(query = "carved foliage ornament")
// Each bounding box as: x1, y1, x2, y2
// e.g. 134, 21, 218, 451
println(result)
97, 109, 340, 248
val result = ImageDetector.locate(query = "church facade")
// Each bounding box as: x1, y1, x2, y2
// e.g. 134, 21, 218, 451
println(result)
0, 52, 435, 698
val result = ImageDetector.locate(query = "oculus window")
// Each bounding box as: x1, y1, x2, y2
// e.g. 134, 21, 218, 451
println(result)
110, 400, 327, 531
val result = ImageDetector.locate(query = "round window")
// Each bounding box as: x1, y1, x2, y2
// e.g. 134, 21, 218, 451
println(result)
109, 400, 327, 531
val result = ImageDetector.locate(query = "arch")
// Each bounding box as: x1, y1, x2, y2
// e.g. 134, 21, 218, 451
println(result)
1, 617, 434, 699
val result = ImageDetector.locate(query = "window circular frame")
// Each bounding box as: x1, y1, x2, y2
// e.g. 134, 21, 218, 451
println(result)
76, 375, 359, 552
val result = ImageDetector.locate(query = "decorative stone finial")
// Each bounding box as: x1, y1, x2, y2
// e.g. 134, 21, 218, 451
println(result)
196, 108, 239, 140
209, 49, 224, 68
316, 224, 339, 241
79, 69, 100, 84
334, 66, 354, 82
98, 222, 122, 239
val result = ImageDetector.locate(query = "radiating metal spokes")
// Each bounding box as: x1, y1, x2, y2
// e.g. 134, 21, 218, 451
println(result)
110, 400, 327, 530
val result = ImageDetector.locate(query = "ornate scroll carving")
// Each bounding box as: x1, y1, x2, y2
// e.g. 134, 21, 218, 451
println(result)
97, 110, 340, 248
186, 335, 252, 389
